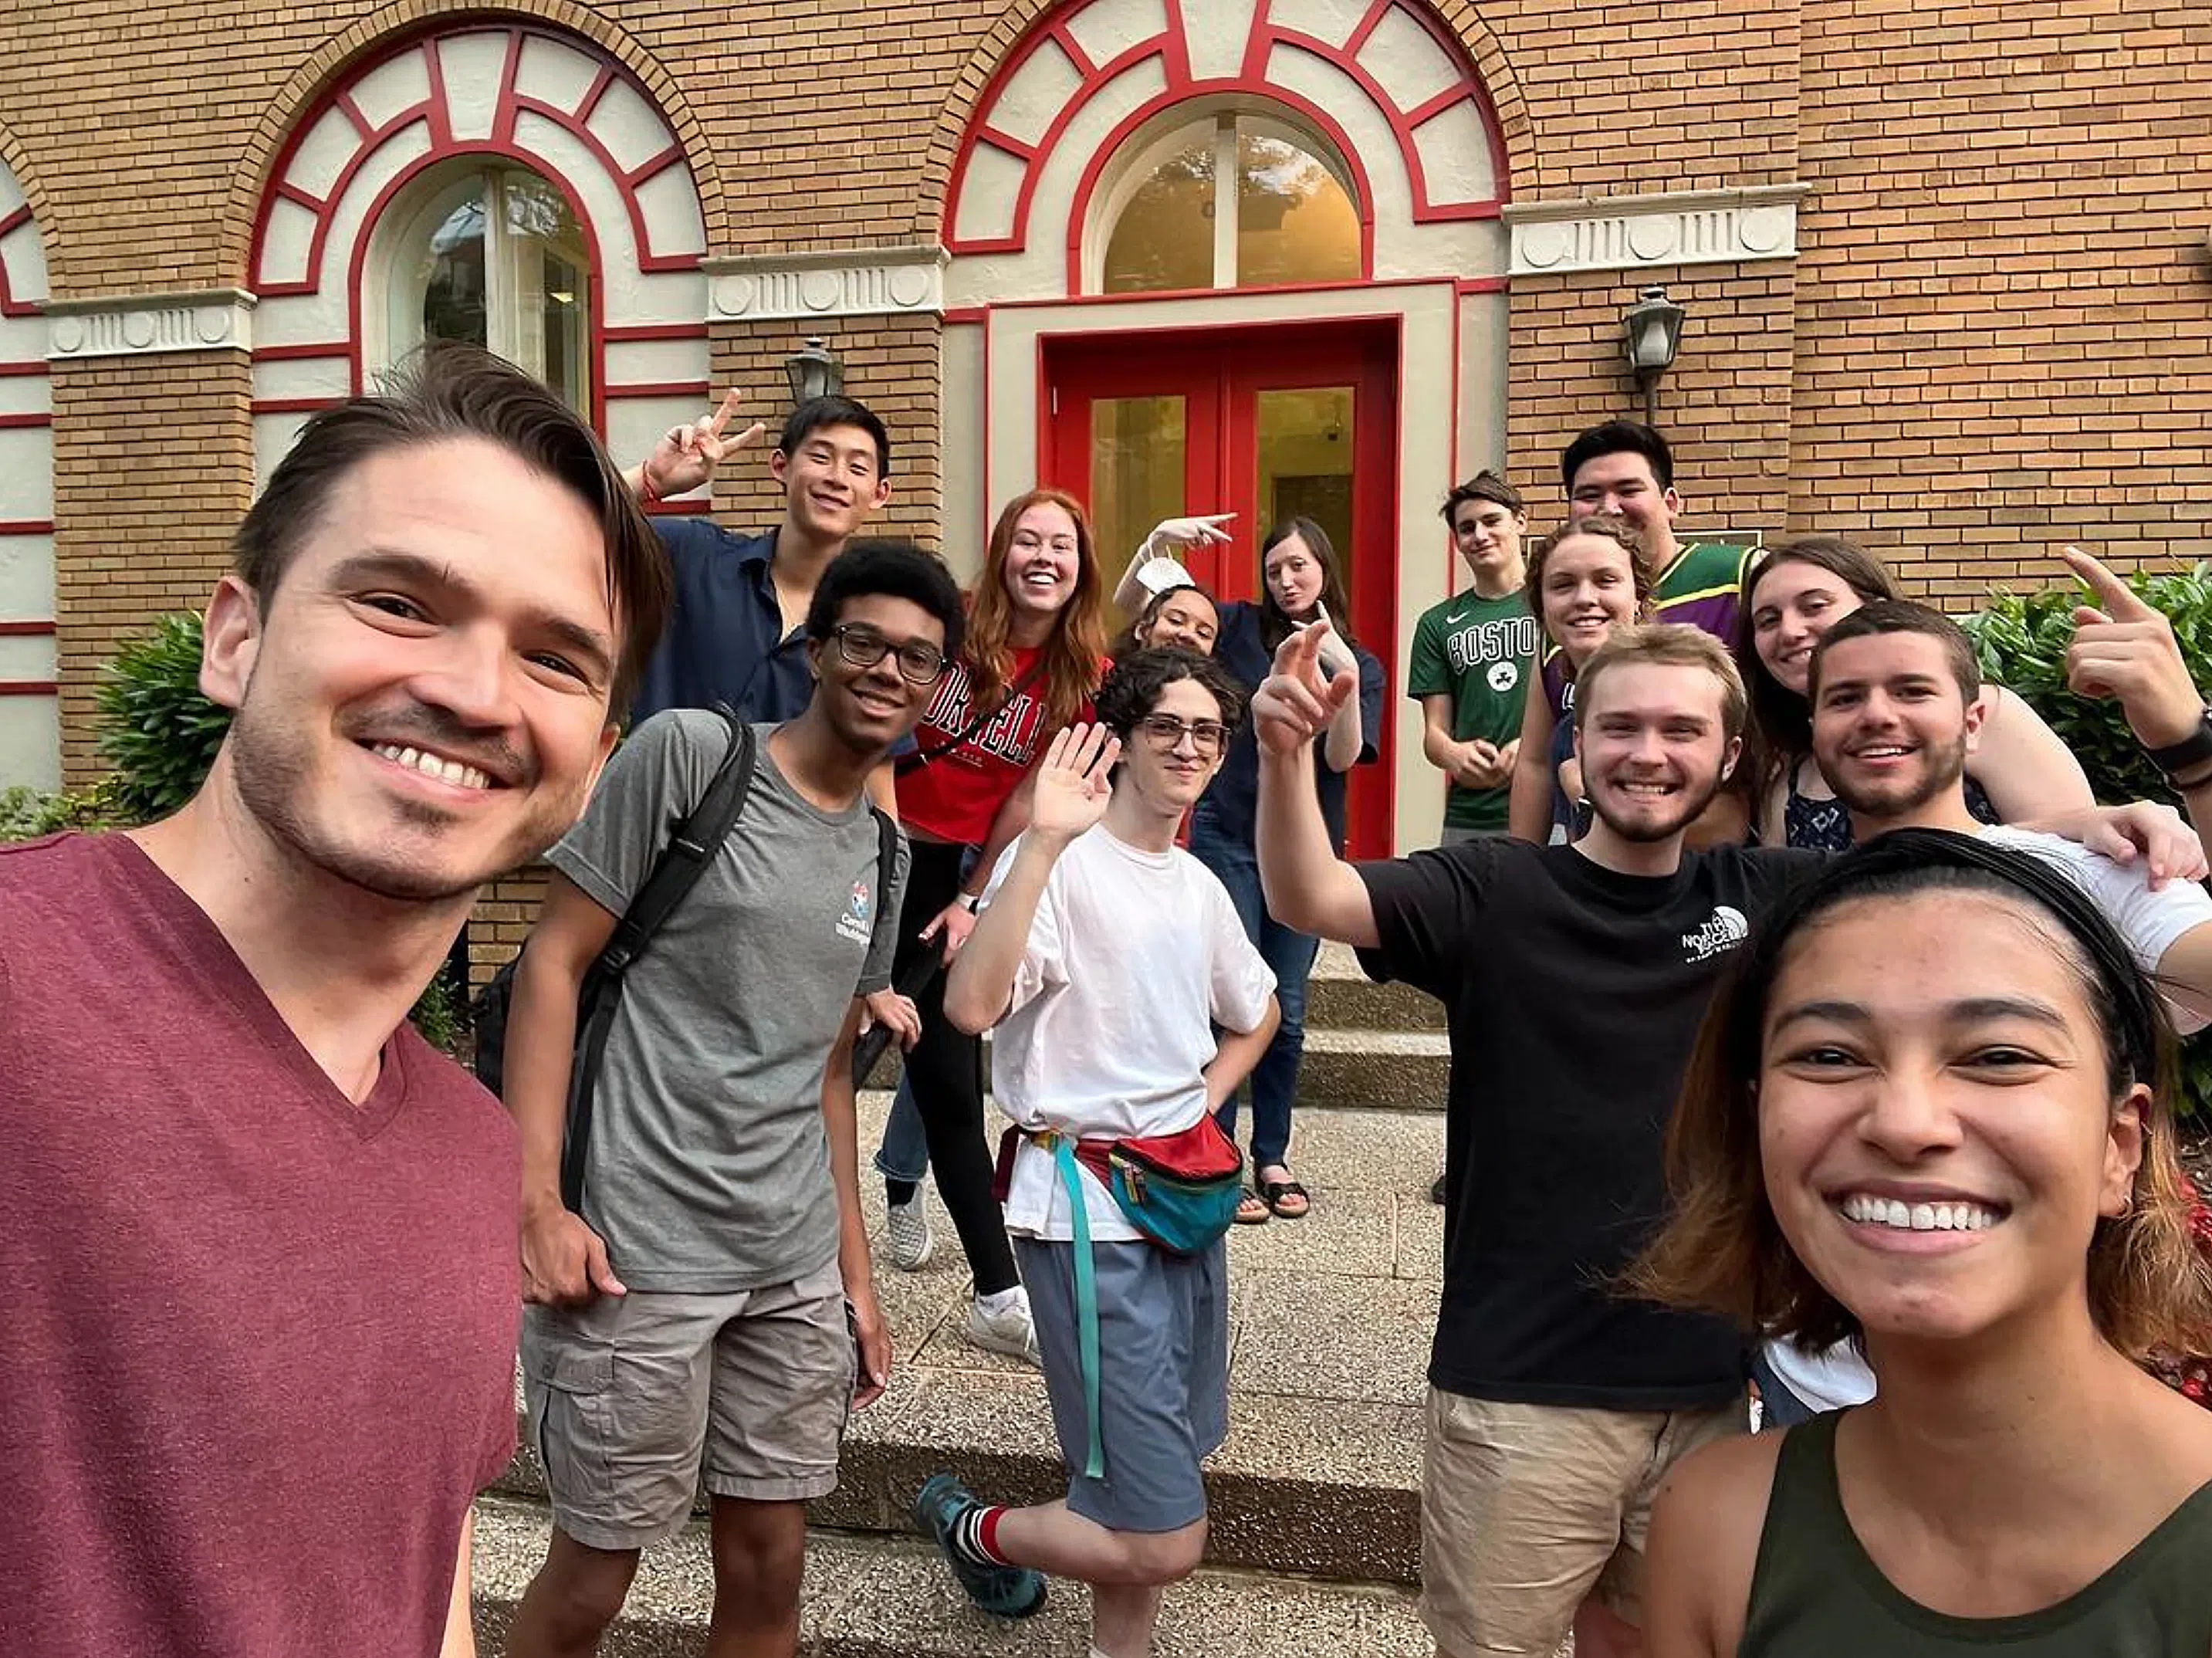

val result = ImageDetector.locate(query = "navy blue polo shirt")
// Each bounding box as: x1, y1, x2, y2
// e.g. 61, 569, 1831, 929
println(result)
627, 519, 814, 724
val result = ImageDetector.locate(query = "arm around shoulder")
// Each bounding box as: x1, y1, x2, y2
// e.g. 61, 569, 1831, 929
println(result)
1973, 685, 2095, 821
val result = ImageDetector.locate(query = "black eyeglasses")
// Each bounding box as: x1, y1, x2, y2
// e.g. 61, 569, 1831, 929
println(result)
830, 624, 949, 685
1135, 713, 1229, 754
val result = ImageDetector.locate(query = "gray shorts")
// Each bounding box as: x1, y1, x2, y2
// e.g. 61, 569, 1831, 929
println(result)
1015, 1235, 1228, 1534
1439, 824, 1503, 847
520, 1259, 855, 1550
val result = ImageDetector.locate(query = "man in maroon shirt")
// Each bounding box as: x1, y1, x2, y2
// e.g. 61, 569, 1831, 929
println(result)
0, 343, 668, 1657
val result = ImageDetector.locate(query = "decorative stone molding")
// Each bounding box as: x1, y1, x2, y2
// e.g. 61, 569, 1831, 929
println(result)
1503, 186, 1808, 278
45, 288, 255, 360
704, 245, 948, 323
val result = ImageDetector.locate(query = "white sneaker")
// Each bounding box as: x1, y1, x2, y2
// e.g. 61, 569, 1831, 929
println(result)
963, 1287, 1043, 1366
886, 1194, 934, 1272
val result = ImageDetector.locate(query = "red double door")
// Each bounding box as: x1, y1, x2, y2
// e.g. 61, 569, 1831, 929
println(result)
1043, 320, 1398, 858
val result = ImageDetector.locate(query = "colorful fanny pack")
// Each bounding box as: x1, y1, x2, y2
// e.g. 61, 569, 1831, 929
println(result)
1001, 1116, 1244, 1478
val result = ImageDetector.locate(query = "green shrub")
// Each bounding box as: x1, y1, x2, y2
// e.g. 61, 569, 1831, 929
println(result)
14, 611, 468, 1054
1964, 561, 2212, 1118
94, 612, 234, 824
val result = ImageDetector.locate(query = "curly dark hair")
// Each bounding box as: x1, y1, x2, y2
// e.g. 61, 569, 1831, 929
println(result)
806, 540, 966, 662
1094, 645, 1247, 736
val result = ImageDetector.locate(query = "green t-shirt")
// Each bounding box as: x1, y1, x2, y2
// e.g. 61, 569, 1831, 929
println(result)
1407, 589, 1541, 831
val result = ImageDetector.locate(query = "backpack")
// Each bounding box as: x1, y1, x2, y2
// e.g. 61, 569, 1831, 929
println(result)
472, 709, 896, 1212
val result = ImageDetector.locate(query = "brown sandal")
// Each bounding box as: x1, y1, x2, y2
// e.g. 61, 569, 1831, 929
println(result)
1233, 1189, 1272, 1226
1260, 1177, 1310, 1220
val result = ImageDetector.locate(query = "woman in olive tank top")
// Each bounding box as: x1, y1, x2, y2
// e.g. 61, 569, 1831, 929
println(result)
1632, 831, 2212, 1656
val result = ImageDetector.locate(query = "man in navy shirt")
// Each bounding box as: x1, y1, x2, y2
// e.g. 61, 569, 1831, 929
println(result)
624, 392, 893, 723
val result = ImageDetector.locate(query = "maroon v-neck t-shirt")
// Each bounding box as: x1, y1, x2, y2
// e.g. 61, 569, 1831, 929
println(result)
0, 833, 519, 1656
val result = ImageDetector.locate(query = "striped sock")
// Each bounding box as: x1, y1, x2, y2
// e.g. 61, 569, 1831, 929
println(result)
950, 1502, 1013, 1568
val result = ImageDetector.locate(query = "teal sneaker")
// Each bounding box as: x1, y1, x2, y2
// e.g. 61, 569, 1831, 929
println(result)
912, 1473, 1048, 1619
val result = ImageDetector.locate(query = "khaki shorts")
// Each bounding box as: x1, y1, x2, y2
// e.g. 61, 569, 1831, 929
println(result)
521, 1259, 855, 1551
1420, 1388, 1744, 1656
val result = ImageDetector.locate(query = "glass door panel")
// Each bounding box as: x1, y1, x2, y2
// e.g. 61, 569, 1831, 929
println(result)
1091, 395, 1192, 594
1253, 384, 1355, 604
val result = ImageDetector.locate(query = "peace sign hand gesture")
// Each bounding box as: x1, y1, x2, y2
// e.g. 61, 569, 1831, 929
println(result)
2062, 546, 2206, 749
639, 390, 768, 499
1029, 722, 1121, 845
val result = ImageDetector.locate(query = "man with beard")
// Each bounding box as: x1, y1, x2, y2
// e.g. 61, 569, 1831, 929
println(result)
0, 345, 670, 1657
1750, 595, 2212, 1425
1253, 615, 2201, 1658
502, 541, 959, 1658
1253, 621, 1815, 1658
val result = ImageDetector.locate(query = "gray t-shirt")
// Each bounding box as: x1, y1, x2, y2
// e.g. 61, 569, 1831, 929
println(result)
546, 712, 905, 1291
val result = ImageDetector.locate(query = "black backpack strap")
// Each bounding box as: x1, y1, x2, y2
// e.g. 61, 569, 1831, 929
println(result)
561, 706, 756, 1210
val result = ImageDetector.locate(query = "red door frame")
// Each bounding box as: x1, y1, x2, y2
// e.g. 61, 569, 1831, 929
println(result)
1042, 319, 1399, 857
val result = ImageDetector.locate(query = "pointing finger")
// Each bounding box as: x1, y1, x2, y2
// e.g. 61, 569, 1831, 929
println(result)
2063, 546, 2156, 624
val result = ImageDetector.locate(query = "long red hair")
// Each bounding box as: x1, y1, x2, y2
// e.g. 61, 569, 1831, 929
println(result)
963, 487, 1108, 732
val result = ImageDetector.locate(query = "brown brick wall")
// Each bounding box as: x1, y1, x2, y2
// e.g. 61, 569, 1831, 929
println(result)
49, 350, 252, 775
1507, 261, 1798, 543
2, 0, 2209, 789
471, 865, 548, 986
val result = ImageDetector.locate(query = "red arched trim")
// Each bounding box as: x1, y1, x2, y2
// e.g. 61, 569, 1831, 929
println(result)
251, 25, 699, 299
1062, 86, 1378, 293
0, 201, 38, 320
340, 142, 610, 431
942, 0, 1507, 261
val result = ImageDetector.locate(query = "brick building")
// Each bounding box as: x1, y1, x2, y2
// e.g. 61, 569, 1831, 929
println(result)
1, 0, 2208, 861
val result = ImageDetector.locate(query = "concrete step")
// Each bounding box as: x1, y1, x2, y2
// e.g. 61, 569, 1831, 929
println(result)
470, 1494, 1432, 1654
496, 1099, 1447, 1588
1307, 941, 1443, 1033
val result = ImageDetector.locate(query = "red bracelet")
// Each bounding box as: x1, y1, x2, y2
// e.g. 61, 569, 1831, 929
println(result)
638, 465, 661, 505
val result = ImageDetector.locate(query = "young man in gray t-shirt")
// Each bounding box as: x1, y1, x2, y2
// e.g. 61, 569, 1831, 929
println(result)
502, 542, 965, 1658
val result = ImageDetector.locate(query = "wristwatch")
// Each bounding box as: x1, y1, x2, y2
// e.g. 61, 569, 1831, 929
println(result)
2145, 708, 2212, 779
958, 892, 983, 912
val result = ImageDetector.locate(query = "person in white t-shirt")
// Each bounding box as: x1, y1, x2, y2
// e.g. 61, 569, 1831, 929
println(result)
1757, 597, 2212, 1420
911, 646, 1278, 1658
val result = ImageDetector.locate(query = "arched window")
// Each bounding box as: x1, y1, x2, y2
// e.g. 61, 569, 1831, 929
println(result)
369, 163, 593, 415
1098, 111, 1361, 296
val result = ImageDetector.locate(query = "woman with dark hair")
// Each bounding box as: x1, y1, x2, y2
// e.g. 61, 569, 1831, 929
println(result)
1635, 830, 2212, 1656
1111, 579, 1222, 660
874, 486, 1111, 1361
1120, 516, 1383, 1221
1737, 536, 2091, 848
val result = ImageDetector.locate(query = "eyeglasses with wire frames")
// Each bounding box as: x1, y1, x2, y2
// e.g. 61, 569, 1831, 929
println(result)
828, 624, 949, 685
1133, 712, 1229, 755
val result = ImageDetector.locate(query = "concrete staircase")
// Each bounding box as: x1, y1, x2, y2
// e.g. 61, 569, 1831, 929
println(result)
473, 947, 1452, 1653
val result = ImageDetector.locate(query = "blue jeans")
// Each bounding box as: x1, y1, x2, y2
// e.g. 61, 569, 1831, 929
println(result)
874, 1077, 929, 1186
1189, 819, 1316, 1172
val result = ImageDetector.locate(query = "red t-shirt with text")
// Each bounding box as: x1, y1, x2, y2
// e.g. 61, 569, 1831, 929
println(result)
0, 834, 520, 1658
897, 645, 1094, 844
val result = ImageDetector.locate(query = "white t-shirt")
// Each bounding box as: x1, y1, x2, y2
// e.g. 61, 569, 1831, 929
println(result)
1764, 822, 2212, 1414
983, 825, 1277, 1243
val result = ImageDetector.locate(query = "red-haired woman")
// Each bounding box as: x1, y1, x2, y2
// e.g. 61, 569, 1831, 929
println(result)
874, 488, 1111, 1361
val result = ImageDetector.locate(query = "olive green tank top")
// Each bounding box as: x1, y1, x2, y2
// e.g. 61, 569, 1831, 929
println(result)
1742, 1412, 2212, 1655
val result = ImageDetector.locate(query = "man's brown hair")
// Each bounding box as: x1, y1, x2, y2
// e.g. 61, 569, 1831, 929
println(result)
232, 341, 671, 717
1571, 622, 1748, 743
1806, 597, 1981, 705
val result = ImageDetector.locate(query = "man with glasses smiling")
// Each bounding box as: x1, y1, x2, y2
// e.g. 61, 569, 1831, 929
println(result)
915, 647, 1277, 1658
502, 541, 962, 1658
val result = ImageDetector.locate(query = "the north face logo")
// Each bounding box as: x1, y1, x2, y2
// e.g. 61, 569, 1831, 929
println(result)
1681, 905, 1749, 963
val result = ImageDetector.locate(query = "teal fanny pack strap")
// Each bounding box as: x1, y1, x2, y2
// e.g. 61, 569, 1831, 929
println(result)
1050, 1135, 1106, 1480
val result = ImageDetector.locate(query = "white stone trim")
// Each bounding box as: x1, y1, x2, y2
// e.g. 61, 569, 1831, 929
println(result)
45, 289, 255, 360
1503, 186, 1808, 277
704, 246, 948, 322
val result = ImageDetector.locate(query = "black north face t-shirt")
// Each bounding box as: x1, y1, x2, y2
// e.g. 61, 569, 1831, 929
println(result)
1358, 839, 1821, 1411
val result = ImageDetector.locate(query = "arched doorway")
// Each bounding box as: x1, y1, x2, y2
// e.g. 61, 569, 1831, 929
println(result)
939, 0, 1510, 854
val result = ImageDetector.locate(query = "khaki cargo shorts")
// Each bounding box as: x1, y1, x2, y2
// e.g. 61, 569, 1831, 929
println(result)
1420, 1388, 1744, 1656
520, 1259, 855, 1551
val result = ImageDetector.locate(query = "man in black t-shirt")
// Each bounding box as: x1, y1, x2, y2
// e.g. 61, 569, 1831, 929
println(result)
1250, 620, 1817, 1658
